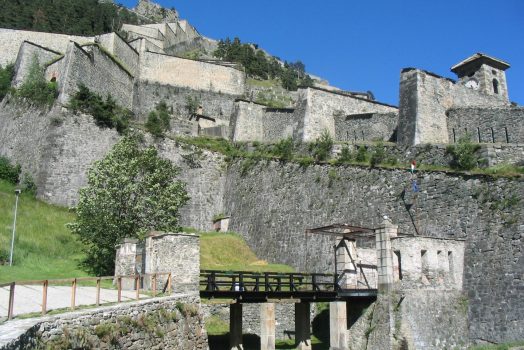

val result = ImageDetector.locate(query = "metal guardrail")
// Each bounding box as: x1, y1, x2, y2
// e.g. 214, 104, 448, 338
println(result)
0, 272, 172, 320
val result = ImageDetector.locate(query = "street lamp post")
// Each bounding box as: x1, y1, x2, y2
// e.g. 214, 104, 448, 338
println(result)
9, 189, 21, 267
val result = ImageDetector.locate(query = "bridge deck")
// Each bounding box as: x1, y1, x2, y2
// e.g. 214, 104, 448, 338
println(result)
199, 270, 377, 302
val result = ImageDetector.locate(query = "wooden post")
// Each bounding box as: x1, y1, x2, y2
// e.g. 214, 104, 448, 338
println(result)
7, 282, 15, 320
117, 277, 122, 303
152, 274, 157, 297
71, 278, 77, 310
42, 280, 48, 316
96, 278, 101, 306
167, 273, 172, 295
135, 275, 140, 300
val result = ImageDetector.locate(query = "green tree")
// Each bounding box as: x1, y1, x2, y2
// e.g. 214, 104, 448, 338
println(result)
446, 134, 480, 170
70, 135, 189, 275
145, 101, 170, 138
17, 55, 58, 106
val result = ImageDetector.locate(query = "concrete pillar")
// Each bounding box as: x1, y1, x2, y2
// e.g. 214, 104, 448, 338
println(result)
336, 237, 358, 289
230, 303, 243, 350
114, 238, 138, 290
260, 303, 275, 350
295, 302, 311, 350
375, 219, 398, 293
329, 301, 348, 350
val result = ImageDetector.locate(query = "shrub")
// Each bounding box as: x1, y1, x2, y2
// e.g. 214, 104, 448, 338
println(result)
355, 145, 368, 162
146, 101, 171, 137
271, 137, 294, 160
0, 63, 14, 101
69, 84, 132, 134
370, 142, 386, 167
16, 55, 58, 106
446, 134, 480, 170
337, 146, 353, 164
309, 130, 333, 161
185, 95, 200, 116
0, 156, 21, 184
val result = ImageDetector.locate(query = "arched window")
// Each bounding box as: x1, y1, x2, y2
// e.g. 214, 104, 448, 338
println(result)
493, 79, 499, 94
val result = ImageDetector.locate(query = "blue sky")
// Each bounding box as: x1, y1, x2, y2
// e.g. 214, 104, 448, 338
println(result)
119, 0, 524, 105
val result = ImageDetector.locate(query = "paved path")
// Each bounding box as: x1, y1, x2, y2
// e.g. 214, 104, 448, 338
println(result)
0, 285, 149, 318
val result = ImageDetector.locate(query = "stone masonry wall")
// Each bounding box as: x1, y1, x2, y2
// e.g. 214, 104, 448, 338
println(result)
301, 87, 398, 142
0, 293, 208, 350
334, 112, 398, 142
12, 41, 62, 87
397, 69, 509, 145
0, 102, 225, 228
0, 28, 94, 67
133, 82, 238, 123
230, 101, 302, 142
96, 33, 140, 76
139, 51, 245, 95
223, 160, 523, 343
447, 106, 524, 144
58, 43, 135, 109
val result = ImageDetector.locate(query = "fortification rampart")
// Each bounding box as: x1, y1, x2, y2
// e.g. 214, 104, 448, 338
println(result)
12, 41, 62, 87
230, 101, 302, 142
96, 33, 139, 76
139, 51, 245, 95
334, 112, 398, 142
301, 87, 398, 142
133, 82, 237, 123
223, 160, 523, 343
57, 42, 134, 109
0, 293, 207, 350
0, 29, 94, 67
398, 69, 509, 145
447, 106, 524, 144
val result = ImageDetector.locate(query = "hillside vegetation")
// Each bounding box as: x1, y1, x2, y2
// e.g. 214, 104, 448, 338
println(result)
0, 0, 145, 36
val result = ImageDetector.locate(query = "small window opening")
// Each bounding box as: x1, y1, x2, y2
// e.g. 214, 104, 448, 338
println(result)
492, 70, 497, 75
421, 250, 429, 280
394, 251, 403, 280
50, 77, 56, 82
493, 79, 499, 94
448, 251, 455, 283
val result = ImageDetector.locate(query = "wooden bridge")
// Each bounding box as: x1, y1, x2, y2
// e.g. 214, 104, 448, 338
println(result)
199, 269, 378, 302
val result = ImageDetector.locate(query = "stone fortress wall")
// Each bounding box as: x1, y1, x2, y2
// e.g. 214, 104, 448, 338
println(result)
12, 41, 62, 88
447, 106, 524, 144
96, 32, 140, 76
397, 68, 510, 145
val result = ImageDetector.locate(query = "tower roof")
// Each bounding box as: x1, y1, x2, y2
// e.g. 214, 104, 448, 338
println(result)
451, 53, 510, 74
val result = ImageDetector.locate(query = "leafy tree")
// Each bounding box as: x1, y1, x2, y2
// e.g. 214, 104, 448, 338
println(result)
0, 63, 15, 101
0, 156, 21, 184
70, 135, 189, 275
16, 55, 58, 106
309, 130, 334, 161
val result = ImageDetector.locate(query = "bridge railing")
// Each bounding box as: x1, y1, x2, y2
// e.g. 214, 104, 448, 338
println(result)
0, 272, 172, 321
200, 270, 337, 293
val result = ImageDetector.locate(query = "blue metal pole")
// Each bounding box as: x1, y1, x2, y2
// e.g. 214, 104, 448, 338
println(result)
9, 190, 20, 266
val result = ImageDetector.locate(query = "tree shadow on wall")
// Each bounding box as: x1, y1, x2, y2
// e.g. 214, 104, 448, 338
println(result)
312, 307, 330, 345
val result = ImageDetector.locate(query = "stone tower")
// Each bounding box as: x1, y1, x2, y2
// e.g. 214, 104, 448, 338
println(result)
451, 53, 510, 102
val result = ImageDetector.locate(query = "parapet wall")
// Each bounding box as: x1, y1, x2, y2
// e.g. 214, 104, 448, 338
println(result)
301, 87, 398, 142
0, 293, 207, 350
398, 69, 509, 145
139, 51, 245, 95
58, 42, 134, 109
447, 106, 524, 144
12, 41, 62, 87
334, 112, 397, 142
230, 101, 302, 142
0, 28, 93, 67
96, 33, 139, 76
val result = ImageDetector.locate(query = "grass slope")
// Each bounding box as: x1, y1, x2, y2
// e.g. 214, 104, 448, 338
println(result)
0, 180, 87, 283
